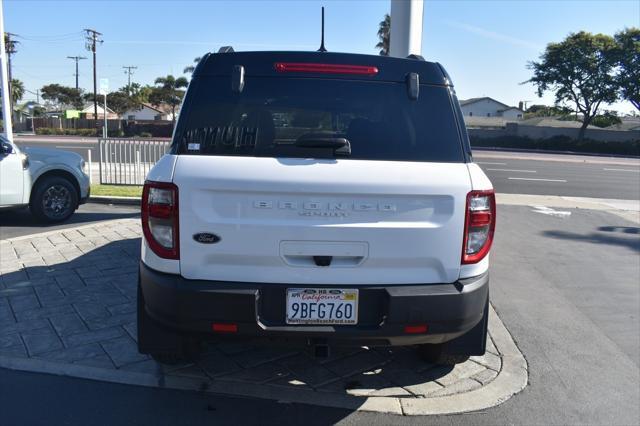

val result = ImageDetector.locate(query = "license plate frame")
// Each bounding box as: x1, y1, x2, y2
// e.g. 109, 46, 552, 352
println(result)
286, 288, 359, 325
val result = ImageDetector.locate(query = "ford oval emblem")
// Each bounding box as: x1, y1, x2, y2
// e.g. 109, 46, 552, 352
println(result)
193, 233, 221, 244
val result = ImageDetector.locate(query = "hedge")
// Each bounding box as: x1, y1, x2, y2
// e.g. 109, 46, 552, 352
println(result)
35, 128, 124, 137
470, 135, 640, 157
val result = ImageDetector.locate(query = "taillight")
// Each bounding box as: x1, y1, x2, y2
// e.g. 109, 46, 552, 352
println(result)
142, 181, 179, 260
274, 62, 379, 75
462, 190, 496, 264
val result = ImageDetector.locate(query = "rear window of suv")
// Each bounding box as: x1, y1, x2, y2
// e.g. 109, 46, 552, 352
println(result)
174, 76, 464, 162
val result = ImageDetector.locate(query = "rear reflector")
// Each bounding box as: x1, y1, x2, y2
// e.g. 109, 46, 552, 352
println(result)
212, 323, 238, 333
274, 62, 379, 75
404, 324, 428, 334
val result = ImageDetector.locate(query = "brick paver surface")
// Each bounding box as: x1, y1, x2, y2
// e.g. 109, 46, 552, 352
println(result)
0, 219, 504, 399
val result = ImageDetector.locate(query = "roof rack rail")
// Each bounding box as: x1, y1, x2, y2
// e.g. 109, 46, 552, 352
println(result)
218, 46, 235, 53
406, 54, 425, 61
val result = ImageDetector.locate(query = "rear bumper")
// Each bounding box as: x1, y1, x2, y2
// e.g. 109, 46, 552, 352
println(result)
139, 262, 489, 346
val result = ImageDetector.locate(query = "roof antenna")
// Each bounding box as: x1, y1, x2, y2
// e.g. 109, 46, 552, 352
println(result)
317, 7, 327, 52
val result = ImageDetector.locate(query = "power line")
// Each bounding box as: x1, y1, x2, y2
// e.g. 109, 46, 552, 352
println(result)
84, 28, 102, 122
24, 88, 40, 104
15, 31, 84, 41
67, 56, 87, 90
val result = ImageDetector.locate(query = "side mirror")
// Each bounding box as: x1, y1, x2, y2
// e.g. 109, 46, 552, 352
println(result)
1, 143, 14, 155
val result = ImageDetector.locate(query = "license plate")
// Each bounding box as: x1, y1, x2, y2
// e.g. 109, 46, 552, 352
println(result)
286, 288, 358, 325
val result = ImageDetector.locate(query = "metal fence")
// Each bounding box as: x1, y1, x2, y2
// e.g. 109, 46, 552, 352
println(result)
99, 138, 171, 185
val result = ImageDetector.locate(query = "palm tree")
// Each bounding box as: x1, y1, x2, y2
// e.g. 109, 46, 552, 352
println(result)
183, 57, 202, 74
150, 75, 189, 126
376, 14, 391, 56
11, 79, 24, 103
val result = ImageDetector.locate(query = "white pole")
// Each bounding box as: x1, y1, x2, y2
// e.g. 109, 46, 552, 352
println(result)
87, 149, 93, 184
103, 94, 107, 139
135, 150, 141, 185
389, 0, 424, 58
0, 0, 14, 143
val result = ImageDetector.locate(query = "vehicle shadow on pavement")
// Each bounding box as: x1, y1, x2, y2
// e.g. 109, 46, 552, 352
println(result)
0, 234, 480, 404
0, 207, 139, 230
542, 228, 640, 253
598, 225, 640, 235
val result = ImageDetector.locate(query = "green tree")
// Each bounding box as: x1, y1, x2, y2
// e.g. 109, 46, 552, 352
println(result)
41, 84, 84, 110
11, 79, 24, 103
525, 104, 574, 118
183, 57, 202, 74
106, 90, 133, 116
106, 84, 152, 117
376, 14, 390, 56
149, 75, 189, 126
525, 31, 619, 140
125, 83, 152, 105
613, 28, 640, 111
591, 110, 623, 128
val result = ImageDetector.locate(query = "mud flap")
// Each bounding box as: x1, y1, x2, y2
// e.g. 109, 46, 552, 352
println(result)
137, 281, 184, 355
445, 295, 489, 356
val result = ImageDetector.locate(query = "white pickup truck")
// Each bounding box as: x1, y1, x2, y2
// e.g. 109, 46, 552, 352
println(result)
0, 134, 90, 222
137, 50, 496, 365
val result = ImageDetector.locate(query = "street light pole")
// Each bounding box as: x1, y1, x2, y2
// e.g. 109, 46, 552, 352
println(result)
389, 0, 424, 58
28, 104, 34, 134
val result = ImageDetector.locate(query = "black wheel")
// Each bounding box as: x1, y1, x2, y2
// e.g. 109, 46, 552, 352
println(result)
30, 176, 78, 223
137, 283, 201, 365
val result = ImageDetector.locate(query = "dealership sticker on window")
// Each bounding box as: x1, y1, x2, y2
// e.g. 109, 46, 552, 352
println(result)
188, 143, 200, 151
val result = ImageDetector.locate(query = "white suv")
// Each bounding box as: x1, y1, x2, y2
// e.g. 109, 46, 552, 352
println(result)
0, 135, 90, 222
137, 50, 495, 364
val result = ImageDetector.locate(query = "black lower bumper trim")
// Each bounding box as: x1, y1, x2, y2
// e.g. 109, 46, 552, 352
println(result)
139, 262, 489, 346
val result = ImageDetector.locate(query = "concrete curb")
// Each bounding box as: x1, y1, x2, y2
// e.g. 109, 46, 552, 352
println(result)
0, 305, 527, 416
89, 195, 140, 206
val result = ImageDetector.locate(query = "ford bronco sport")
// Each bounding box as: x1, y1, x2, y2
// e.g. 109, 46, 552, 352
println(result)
137, 49, 495, 364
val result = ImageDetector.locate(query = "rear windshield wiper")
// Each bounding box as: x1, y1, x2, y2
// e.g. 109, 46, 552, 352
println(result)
294, 133, 351, 155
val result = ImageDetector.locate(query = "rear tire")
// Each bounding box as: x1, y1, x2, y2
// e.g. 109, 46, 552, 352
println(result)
30, 176, 78, 223
418, 296, 489, 365
137, 283, 201, 365
417, 343, 469, 365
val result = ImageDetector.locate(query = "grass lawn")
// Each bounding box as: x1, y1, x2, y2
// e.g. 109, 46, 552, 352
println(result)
90, 184, 142, 198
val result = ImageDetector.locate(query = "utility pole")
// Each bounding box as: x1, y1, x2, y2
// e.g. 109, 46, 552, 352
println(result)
122, 65, 137, 91
4, 31, 18, 114
84, 28, 102, 123
1, 3, 14, 142
67, 55, 86, 90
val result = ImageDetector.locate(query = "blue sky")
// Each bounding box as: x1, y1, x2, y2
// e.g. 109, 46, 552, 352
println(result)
4, 0, 639, 113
